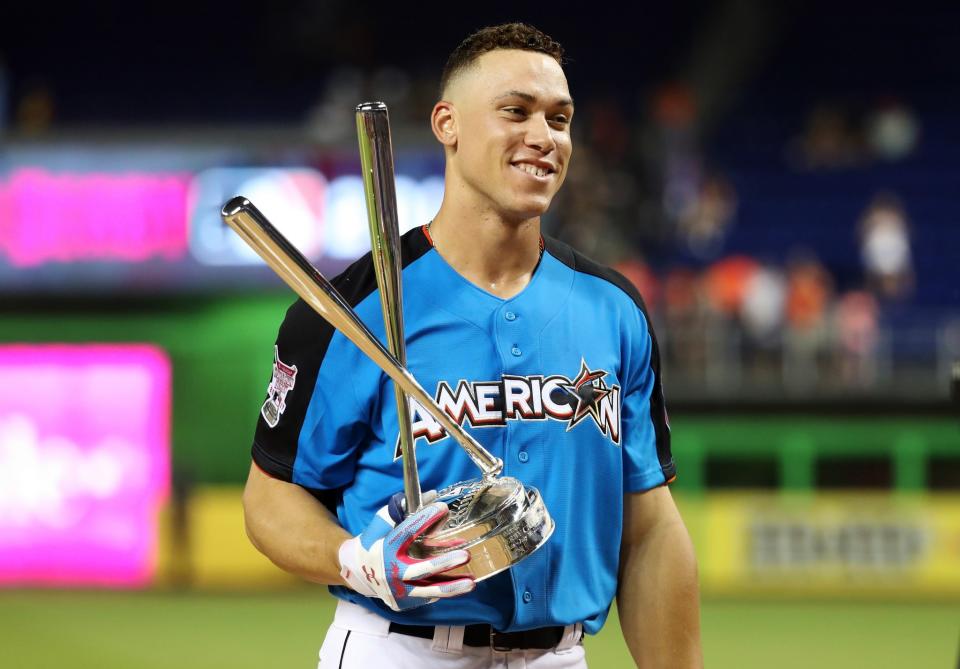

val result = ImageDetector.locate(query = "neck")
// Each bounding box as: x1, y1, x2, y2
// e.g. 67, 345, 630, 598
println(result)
429, 197, 542, 300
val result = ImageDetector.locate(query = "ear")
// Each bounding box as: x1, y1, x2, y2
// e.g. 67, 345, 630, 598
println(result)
431, 101, 457, 148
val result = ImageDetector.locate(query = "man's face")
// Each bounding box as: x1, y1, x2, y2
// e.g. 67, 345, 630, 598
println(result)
444, 49, 574, 222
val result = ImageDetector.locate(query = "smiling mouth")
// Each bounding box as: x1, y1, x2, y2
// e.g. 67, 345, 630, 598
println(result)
512, 162, 554, 178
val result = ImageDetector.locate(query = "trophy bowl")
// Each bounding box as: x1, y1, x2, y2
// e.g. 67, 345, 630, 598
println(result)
411, 476, 554, 581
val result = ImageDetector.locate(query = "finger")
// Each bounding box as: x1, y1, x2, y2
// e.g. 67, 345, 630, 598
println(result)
396, 501, 449, 540
358, 506, 399, 546
408, 577, 476, 600
419, 535, 468, 550
389, 501, 451, 557
401, 548, 470, 581
388, 490, 438, 524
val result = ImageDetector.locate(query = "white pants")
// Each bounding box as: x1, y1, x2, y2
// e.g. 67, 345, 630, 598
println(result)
319, 600, 587, 669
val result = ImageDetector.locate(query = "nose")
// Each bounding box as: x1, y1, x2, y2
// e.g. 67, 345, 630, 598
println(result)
524, 114, 556, 153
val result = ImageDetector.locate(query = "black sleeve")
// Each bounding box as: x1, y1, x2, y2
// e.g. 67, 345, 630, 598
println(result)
543, 235, 675, 483
249, 225, 435, 508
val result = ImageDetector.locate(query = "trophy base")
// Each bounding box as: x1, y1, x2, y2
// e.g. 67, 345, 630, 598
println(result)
410, 477, 554, 582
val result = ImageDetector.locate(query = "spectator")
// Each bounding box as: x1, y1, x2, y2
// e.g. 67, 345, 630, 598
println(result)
835, 290, 880, 387
547, 140, 621, 260
703, 255, 759, 318
614, 256, 660, 314
858, 192, 914, 300
866, 99, 920, 162
789, 103, 864, 170
783, 252, 834, 390
678, 173, 738, 260
661, 267, 710, 381
583, 96, 647, 262
641, 82, 701, 246
740, 263, 787, 380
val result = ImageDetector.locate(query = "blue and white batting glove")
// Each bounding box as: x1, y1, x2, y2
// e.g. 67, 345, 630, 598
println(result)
338, 496, 475, 611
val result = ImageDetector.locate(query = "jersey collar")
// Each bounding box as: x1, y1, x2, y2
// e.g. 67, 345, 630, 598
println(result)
414, 226, 573, 335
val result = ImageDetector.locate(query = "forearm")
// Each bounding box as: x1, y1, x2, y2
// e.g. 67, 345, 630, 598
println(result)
241, 462, 350, 585
617, 502, 702, 668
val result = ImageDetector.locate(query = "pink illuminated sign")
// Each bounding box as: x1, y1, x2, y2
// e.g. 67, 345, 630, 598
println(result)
0, 169, 189, 267
0, 345, 171, 587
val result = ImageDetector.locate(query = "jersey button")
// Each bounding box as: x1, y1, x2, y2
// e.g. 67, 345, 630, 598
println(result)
504, 311, 517, 321
511, 346, 522, 357
518, 451, 529, 463
522, 590, 533, 603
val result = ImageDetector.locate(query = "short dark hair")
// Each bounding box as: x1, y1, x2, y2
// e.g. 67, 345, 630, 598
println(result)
440, 23, 565, 96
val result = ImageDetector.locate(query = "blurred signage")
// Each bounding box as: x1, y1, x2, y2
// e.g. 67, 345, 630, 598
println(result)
691, 493, 960, 597
188, 167, 327, 266
323, 174, 443, 259
0, 168, 190, 267
0, 345, 171, 587
188, 168, 443, 262
0, 163, 444, 292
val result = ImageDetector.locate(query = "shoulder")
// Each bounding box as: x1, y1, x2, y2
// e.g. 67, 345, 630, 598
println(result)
279, 225, 434, 340
543, 235, 652, 324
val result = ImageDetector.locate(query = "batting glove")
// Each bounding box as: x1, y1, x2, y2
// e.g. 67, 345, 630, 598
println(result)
338, 495, 475, 611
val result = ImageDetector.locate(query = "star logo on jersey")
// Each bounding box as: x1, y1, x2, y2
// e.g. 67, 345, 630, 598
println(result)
557, 360, 616, 434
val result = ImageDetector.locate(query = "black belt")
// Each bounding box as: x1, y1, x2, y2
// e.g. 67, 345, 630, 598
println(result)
388, 622, 567, 651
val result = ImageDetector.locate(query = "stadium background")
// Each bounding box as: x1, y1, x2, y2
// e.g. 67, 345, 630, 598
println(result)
1, 1, 958, 667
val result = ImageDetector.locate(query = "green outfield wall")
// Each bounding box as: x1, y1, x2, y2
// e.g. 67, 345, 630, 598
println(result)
1, 293, 293, 484
670, 416, 958, 493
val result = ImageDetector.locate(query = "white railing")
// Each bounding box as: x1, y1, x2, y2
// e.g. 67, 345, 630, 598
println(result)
657, 312, 959, 401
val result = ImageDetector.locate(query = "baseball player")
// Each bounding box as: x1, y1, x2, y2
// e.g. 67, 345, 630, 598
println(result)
242, 22, 702, 669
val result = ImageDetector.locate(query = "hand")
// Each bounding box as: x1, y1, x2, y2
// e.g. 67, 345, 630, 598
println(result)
338, 494, 475, 611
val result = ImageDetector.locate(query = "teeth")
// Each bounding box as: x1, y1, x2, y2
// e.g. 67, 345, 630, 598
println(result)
515, 163, 549, 177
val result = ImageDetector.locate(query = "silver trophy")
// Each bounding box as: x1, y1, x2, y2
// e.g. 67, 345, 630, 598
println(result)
355, 102, 553, 579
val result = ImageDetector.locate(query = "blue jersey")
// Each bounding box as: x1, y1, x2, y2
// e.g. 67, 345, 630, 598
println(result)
252, 226, 674, 634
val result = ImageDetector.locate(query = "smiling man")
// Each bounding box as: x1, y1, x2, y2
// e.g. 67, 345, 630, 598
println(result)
241, 23, 702, 669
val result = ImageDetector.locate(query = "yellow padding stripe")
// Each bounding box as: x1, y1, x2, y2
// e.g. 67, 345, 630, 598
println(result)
154, 486, 299, 589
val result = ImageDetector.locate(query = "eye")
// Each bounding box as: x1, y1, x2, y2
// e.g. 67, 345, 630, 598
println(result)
551, 114, 570, 125
503, 107, 527, 117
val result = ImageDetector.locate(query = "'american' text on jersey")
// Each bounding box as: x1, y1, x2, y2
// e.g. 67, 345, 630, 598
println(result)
395, 361, 621, 457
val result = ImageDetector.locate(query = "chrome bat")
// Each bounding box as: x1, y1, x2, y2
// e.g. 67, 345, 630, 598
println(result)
220, 196, 503, 479
356, 101, 422, 513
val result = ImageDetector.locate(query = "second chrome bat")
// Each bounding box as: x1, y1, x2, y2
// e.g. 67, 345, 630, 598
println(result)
356, 101, 421, 513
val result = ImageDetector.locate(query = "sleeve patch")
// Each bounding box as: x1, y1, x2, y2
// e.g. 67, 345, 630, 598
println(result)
261, 345, 298, 428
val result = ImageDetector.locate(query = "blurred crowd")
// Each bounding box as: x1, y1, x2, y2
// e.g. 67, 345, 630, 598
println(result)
609, 199, 918, 394
539, 83, 925, 395
0, 59, 947, 397
617, 249, 893, 393
788, 99, 921, 170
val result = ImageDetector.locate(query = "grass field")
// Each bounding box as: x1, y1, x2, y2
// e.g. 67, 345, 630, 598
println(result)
1, 590, 956, 668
